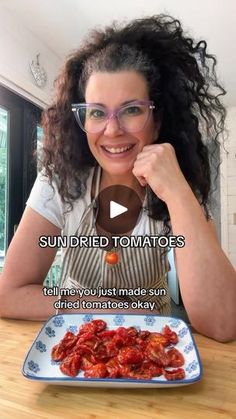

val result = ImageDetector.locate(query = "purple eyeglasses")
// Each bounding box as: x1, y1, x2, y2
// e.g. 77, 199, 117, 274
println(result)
71, 100, 155, 133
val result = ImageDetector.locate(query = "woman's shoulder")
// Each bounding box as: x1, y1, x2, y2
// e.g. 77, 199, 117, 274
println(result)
26, 166, 95, 229
33, 165, 95, 198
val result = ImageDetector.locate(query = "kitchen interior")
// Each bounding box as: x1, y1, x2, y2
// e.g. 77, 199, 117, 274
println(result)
0, 2, 235, 418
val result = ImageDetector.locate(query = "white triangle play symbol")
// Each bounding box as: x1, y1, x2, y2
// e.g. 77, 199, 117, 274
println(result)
110, 200, 128, 219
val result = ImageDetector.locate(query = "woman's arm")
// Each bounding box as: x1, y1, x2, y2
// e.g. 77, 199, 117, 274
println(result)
167, 184, 236, 342
0, 207, 159, 320
0, 207, 60, 320
133, 143, 236, 342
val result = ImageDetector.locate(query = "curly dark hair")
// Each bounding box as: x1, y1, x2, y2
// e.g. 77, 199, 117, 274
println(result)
40, 14, 226, 227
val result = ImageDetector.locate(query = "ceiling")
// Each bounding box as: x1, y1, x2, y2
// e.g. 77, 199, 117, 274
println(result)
1, 0, 236, 106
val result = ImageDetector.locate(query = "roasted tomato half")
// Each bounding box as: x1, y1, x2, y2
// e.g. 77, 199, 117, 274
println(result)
163, 368, 185, 381
60, 353, 81, 377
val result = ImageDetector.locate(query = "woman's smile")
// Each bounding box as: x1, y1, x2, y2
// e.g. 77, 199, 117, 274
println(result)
100, 143, 136, 157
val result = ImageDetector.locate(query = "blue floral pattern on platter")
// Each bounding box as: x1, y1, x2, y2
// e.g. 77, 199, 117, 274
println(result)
28, 360, 40, 373
113, 314, 125, 326
45, 326, 55, 338
186, 360, 199, 373
178, 327, 188, 338
82, 314, 93, 323
22, 314, 203, 388
35, 340, 46, 353
52, 316, 65, 327
184, 342, 194, 354
169, 319, 181, 328
66, 325, 78, 334
144, 316, 156, 327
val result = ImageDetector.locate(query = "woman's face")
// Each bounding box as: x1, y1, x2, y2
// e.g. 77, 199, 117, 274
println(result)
84, 71, 159, 177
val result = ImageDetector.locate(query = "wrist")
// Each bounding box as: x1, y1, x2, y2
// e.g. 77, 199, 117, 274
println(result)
158, 180, 192, 207
167, 185, 197, 217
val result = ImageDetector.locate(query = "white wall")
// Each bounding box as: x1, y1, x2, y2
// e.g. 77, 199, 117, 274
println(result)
0, 5, 61, 107
226, 107, 236, 267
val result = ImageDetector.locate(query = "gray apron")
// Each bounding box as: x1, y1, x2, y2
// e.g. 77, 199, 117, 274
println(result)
58, 166, 171, 315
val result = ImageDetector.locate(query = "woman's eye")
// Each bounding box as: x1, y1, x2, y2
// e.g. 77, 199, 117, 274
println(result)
88, 109, 105, 119
123, 106, 142, 116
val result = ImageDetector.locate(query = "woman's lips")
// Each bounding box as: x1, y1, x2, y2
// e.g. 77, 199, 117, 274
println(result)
101, 144, 135, 157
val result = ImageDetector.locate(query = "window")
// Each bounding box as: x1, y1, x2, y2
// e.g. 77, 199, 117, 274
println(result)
0, 107, 8, 267
0, 84, 42, 269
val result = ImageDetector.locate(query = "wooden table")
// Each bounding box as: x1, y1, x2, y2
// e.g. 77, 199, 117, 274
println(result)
0, 318, 235, 419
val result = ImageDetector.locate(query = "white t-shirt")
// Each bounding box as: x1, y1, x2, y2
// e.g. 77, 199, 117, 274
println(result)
26, 168, 95, 236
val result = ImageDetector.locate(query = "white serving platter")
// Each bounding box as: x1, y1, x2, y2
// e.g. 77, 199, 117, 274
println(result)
22, 313, 202, 388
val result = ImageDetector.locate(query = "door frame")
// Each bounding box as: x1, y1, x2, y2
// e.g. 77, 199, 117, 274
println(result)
0, 83, 42, 249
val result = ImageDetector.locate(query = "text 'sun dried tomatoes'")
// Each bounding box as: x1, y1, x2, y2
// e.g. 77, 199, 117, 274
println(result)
51, 319, 186, 381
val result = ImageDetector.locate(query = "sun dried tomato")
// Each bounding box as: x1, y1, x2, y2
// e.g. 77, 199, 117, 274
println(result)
162, 325, 179, 345
91, 319, 107, 333
60, 353, 81, 377
163, 368, 185, 381
113, 327, 136, 346
118, 346, 144, 365
148, 332, 169, 347
167, 348, 185, 368
78, 319, 106, 335
120, 364, 153, 380
62, 331, 78, 346
76, 331, 99, 350
52, 320, 186, 381
142, 361, 163, 377
139, 330, 151, 340
51, 344, 67, 362
78, 321, 97, 335
104, 340, 119, 357
106, 357, 121, 378
72, 344, 93, 357
84, 363, 108, 378
135, 337, 149, 351
80, 355, 94, 371
145, 342, 170, 367
97, 330, 116, 340
51, 331, 78, 361
91, 343, 110, 363
76, 331, 95, 343
126, 327, 139, 337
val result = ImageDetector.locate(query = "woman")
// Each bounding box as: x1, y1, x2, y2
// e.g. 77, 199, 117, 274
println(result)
0, 15, 235, 341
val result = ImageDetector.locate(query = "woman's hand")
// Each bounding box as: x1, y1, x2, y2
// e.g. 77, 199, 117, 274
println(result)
132, 143, 189, 203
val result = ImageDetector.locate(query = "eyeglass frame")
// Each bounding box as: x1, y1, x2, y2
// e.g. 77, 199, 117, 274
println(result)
71, 100, 156, 134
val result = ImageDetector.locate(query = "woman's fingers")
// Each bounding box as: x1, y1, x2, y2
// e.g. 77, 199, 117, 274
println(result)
132, 142, 188, 202
136, 175, 147, 187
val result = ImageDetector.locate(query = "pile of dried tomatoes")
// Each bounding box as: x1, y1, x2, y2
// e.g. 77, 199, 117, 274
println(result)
51, 319, 185, 380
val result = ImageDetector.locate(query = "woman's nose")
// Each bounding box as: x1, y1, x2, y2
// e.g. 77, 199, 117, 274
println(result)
103, 115, 123, 136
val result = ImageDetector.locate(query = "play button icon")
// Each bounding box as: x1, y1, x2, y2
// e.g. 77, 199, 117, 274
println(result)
110, 201, 128, 219
96, 185, 143, 235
